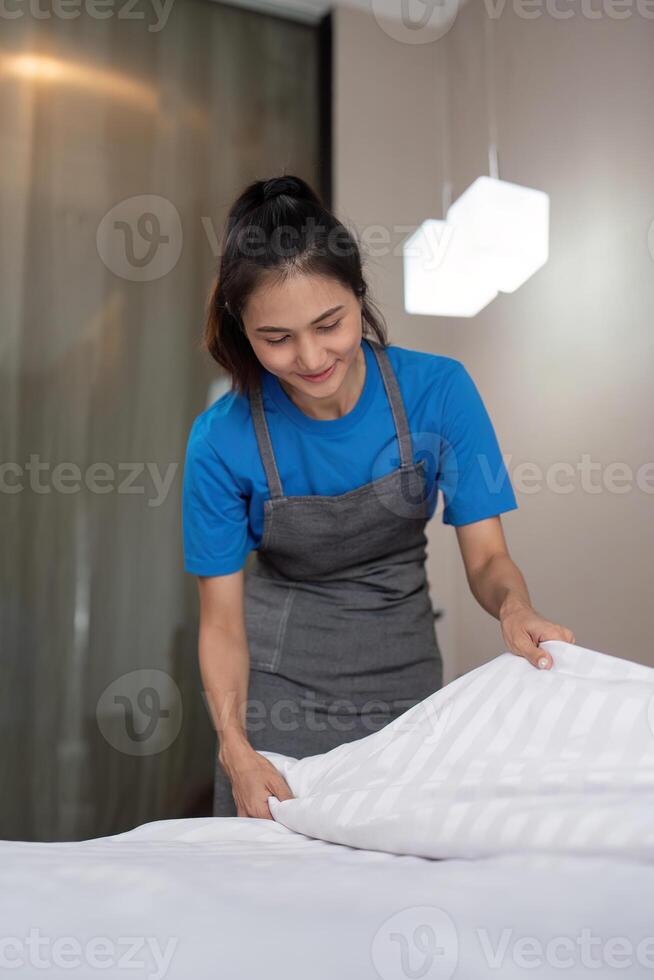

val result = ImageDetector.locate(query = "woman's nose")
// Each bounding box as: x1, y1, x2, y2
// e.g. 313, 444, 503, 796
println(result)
296, 344, 327, 373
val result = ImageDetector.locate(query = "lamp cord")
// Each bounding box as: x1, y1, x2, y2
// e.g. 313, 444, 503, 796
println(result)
483, 9, 500, 181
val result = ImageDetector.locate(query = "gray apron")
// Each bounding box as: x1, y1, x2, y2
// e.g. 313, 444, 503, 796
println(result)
212, 338, 443, 816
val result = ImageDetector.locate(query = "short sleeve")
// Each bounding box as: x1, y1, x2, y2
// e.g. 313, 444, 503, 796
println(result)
438, 362, 518, 527
181, 420, 250, 576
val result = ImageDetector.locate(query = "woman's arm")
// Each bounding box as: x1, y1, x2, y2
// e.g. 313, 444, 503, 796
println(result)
198, 570, 250, 752
197, 571, 294, 817
454, 516, 576, 669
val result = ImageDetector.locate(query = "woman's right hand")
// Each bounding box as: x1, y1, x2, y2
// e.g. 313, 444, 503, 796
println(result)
220, 742, 295, 819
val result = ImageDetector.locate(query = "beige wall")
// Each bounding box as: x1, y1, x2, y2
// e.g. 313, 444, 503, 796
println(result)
334, 1, 654, 680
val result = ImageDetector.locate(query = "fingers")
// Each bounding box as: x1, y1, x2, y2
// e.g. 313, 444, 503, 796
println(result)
535, 625, 577, 660
539, 625, 575, 645
237, 800, 273, 820
258, 755, 295, 802
507, 632, 553, 669
234, 783, 289, 820
515, 644, 552, 670
513, 623, 577, 670
269, 775, 294, 802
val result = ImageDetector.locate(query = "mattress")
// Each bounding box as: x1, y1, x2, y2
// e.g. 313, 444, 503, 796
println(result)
2, 816, 653, 979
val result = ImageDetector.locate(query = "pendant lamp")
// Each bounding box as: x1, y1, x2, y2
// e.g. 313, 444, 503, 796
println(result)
403, 219, 498, 318
403, 13, 549, 317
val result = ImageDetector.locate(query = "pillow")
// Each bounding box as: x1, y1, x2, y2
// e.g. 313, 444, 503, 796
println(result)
262, 641, 654, 860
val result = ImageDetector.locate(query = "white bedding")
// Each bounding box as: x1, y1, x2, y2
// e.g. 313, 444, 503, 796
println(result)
265, 641, 654, 860
3, 639, 654, 979
2, 816, 654, 979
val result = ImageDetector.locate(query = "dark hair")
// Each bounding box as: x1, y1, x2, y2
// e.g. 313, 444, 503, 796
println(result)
201, 174, 389, 397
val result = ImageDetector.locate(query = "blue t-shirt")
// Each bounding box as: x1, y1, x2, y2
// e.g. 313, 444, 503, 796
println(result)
182, 338, 518, 576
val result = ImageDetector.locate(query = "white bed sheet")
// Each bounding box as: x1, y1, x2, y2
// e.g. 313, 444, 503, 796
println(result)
2, 815, 654, 979
4, 639, 654, 979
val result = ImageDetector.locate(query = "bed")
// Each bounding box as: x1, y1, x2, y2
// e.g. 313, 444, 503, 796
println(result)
3, 641, 654, 979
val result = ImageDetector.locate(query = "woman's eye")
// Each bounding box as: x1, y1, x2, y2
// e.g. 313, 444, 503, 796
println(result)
265, 321, 341, 346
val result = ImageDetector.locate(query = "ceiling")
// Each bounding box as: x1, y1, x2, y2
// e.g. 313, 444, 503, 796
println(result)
209, 0, 469, 27
208, 0, 330, 25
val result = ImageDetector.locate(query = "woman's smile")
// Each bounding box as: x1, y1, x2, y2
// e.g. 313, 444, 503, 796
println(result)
297, 362, 337, 383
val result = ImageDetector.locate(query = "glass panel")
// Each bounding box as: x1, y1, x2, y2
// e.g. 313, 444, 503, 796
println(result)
0, 0, 324, 841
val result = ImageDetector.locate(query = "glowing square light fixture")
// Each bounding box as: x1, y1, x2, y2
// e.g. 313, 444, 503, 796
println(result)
402, 177, 550, 317
403, 218, 498, 318
447, 176, 550, 294
405, 12, 550, 317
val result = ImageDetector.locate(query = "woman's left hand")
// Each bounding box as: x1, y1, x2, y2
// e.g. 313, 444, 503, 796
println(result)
500, 601, 576, 670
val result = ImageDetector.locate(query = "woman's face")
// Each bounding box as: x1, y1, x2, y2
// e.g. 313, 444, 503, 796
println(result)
241, 273, 363, 400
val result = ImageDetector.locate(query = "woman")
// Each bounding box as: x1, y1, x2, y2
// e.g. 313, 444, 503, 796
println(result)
182, 174, 576, 819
